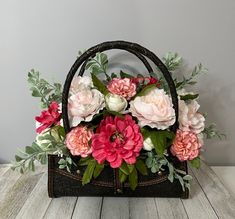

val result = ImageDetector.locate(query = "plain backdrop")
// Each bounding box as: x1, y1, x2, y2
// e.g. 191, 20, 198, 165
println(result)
0, 0, 234, 164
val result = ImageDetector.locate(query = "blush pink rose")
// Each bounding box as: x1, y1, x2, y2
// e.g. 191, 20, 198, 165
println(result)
129, 88, 175, 129
35, 101, 61, 133
66, 126, 93, 157
91, 115, 143, 168
107, 78, 136, 100
170, 130, 202, 161
179, 100, 205, 134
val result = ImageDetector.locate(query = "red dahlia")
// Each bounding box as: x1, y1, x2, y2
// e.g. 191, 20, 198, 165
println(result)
91, 115, 143, 168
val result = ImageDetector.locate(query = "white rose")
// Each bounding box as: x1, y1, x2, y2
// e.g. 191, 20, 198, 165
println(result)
143, 137, 154, 151
179, 99, 205, 134
68, 87, 105, 127
70, 76, 93, 95
129, 88, 176, 129
105, 93, 127, 112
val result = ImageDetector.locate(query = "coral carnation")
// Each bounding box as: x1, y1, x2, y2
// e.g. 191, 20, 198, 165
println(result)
107, 78, 136, 100
91, 115, 143, 168
66, 126, 93, 157
35, 101, 61, 133
170, 130, 202, 161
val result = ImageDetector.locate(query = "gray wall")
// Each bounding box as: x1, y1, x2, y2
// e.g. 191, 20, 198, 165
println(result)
0, 0, 234, 165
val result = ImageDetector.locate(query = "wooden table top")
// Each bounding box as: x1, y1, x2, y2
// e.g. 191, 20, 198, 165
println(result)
0, 161, 235, 219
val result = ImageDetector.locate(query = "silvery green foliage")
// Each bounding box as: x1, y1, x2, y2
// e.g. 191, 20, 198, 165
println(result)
145, 152, 192, 191
162, 52, 183, 71
203, 123, 226, 139
58, 157, 73, 173
78, 50, 110, 81
11, 126, 67, 173
28, 69, 62, 109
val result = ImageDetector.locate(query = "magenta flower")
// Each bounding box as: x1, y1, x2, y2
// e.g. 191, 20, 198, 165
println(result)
91, 115, 143, 168
35, 102, 61, 133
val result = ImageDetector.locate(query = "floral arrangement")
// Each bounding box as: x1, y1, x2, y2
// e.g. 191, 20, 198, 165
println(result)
11, 52, 224, 191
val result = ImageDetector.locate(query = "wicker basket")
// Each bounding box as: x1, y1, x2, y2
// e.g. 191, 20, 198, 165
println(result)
48, 40, 189, 198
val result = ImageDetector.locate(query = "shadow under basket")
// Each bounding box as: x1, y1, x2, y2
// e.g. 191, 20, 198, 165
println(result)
48, 155, 189, 198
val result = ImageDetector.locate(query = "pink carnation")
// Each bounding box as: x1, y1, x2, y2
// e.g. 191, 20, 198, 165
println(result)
91, 115, 143, 168
66, 126, 93, 157
35, 101, 61, 133
107, 78, 136, 100
170, 130, 202, 161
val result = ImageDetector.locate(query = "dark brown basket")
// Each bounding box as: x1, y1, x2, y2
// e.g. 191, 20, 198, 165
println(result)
48, 40, 189, 198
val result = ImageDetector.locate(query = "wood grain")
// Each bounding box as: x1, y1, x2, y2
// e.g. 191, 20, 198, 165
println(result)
0, 165, 10, 177
43, 197, 77, 219
155, 198, 188, 219
191, 162, 235, 219
71, 197, 103, 219
0, 169, 44, 219
129, 198, 159, 219
15, 172, 52, 219
101, 197, 129, 219
181, 168, 218, 219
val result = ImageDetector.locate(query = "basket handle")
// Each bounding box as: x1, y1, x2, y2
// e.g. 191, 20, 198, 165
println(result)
62, 40, 179, 133
78, 48, 153, 76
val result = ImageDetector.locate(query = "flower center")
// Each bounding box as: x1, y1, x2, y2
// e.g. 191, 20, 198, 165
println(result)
110, 132, 125, 142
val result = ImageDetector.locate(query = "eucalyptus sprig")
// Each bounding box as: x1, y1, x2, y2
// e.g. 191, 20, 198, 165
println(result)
145, 151, 192, 191
11, 126, 67, 173
28, 69, 62, 109
203, 123, 226, 140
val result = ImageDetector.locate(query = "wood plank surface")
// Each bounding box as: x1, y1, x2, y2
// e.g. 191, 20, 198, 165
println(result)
0, 169, 44, 219
0, 162, 234, 219
43, 197, 77, 219
191, 162, 235, 219
155, 198, 188, 219
181, 168, 218, 219
129, 198, 159, 219
71, 197, 103, 219
15, 172, 52, 219
101, 197, 129, 219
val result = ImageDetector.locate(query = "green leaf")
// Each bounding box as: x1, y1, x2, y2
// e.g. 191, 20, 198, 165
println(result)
150, 131, 175, 155
180, 94, 199, 101
78, 157, 93, 166
30, 87, 42, 97
127, 164, 135, 173
119, 162, 129, 175
183, 175, 193, 181
15, 155, 23, 162
149, 72, 159, 79
82, 159, 96, 185
189, 157, 201, 169
137, 84, 157, 97
128, 167, 138, 190
28, 159, 35, 171
93, 163, 104, 179
105, 110, 124, 118
119, 170, 128, 183
136, 160, 148, 176
25, 146, 35, 154
111, 73, 117, 79
91, 73, 108, 95
120, 71, 133, 78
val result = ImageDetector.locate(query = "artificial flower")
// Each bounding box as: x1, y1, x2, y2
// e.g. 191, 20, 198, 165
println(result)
105, 93, 127, 112
70, 76, 93, 95
107, 78, 136, 100
179, 99, 205, 134
170, 130, 202, 161
129, 88, 175, 129
68, 87, 105, 127
131, 77, 159, 86
91, 115, 143, 168
66, 126, 93, 157
143, 137, 154, 151
35, 101, 61, 133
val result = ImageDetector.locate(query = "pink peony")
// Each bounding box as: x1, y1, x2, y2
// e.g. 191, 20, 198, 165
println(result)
129, 88, 175, 129
107, 78, 136, 100
35, 101, 61, 133
91, 115, 143, 168
170, 130, 202, 161
66, 126, 93, 157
